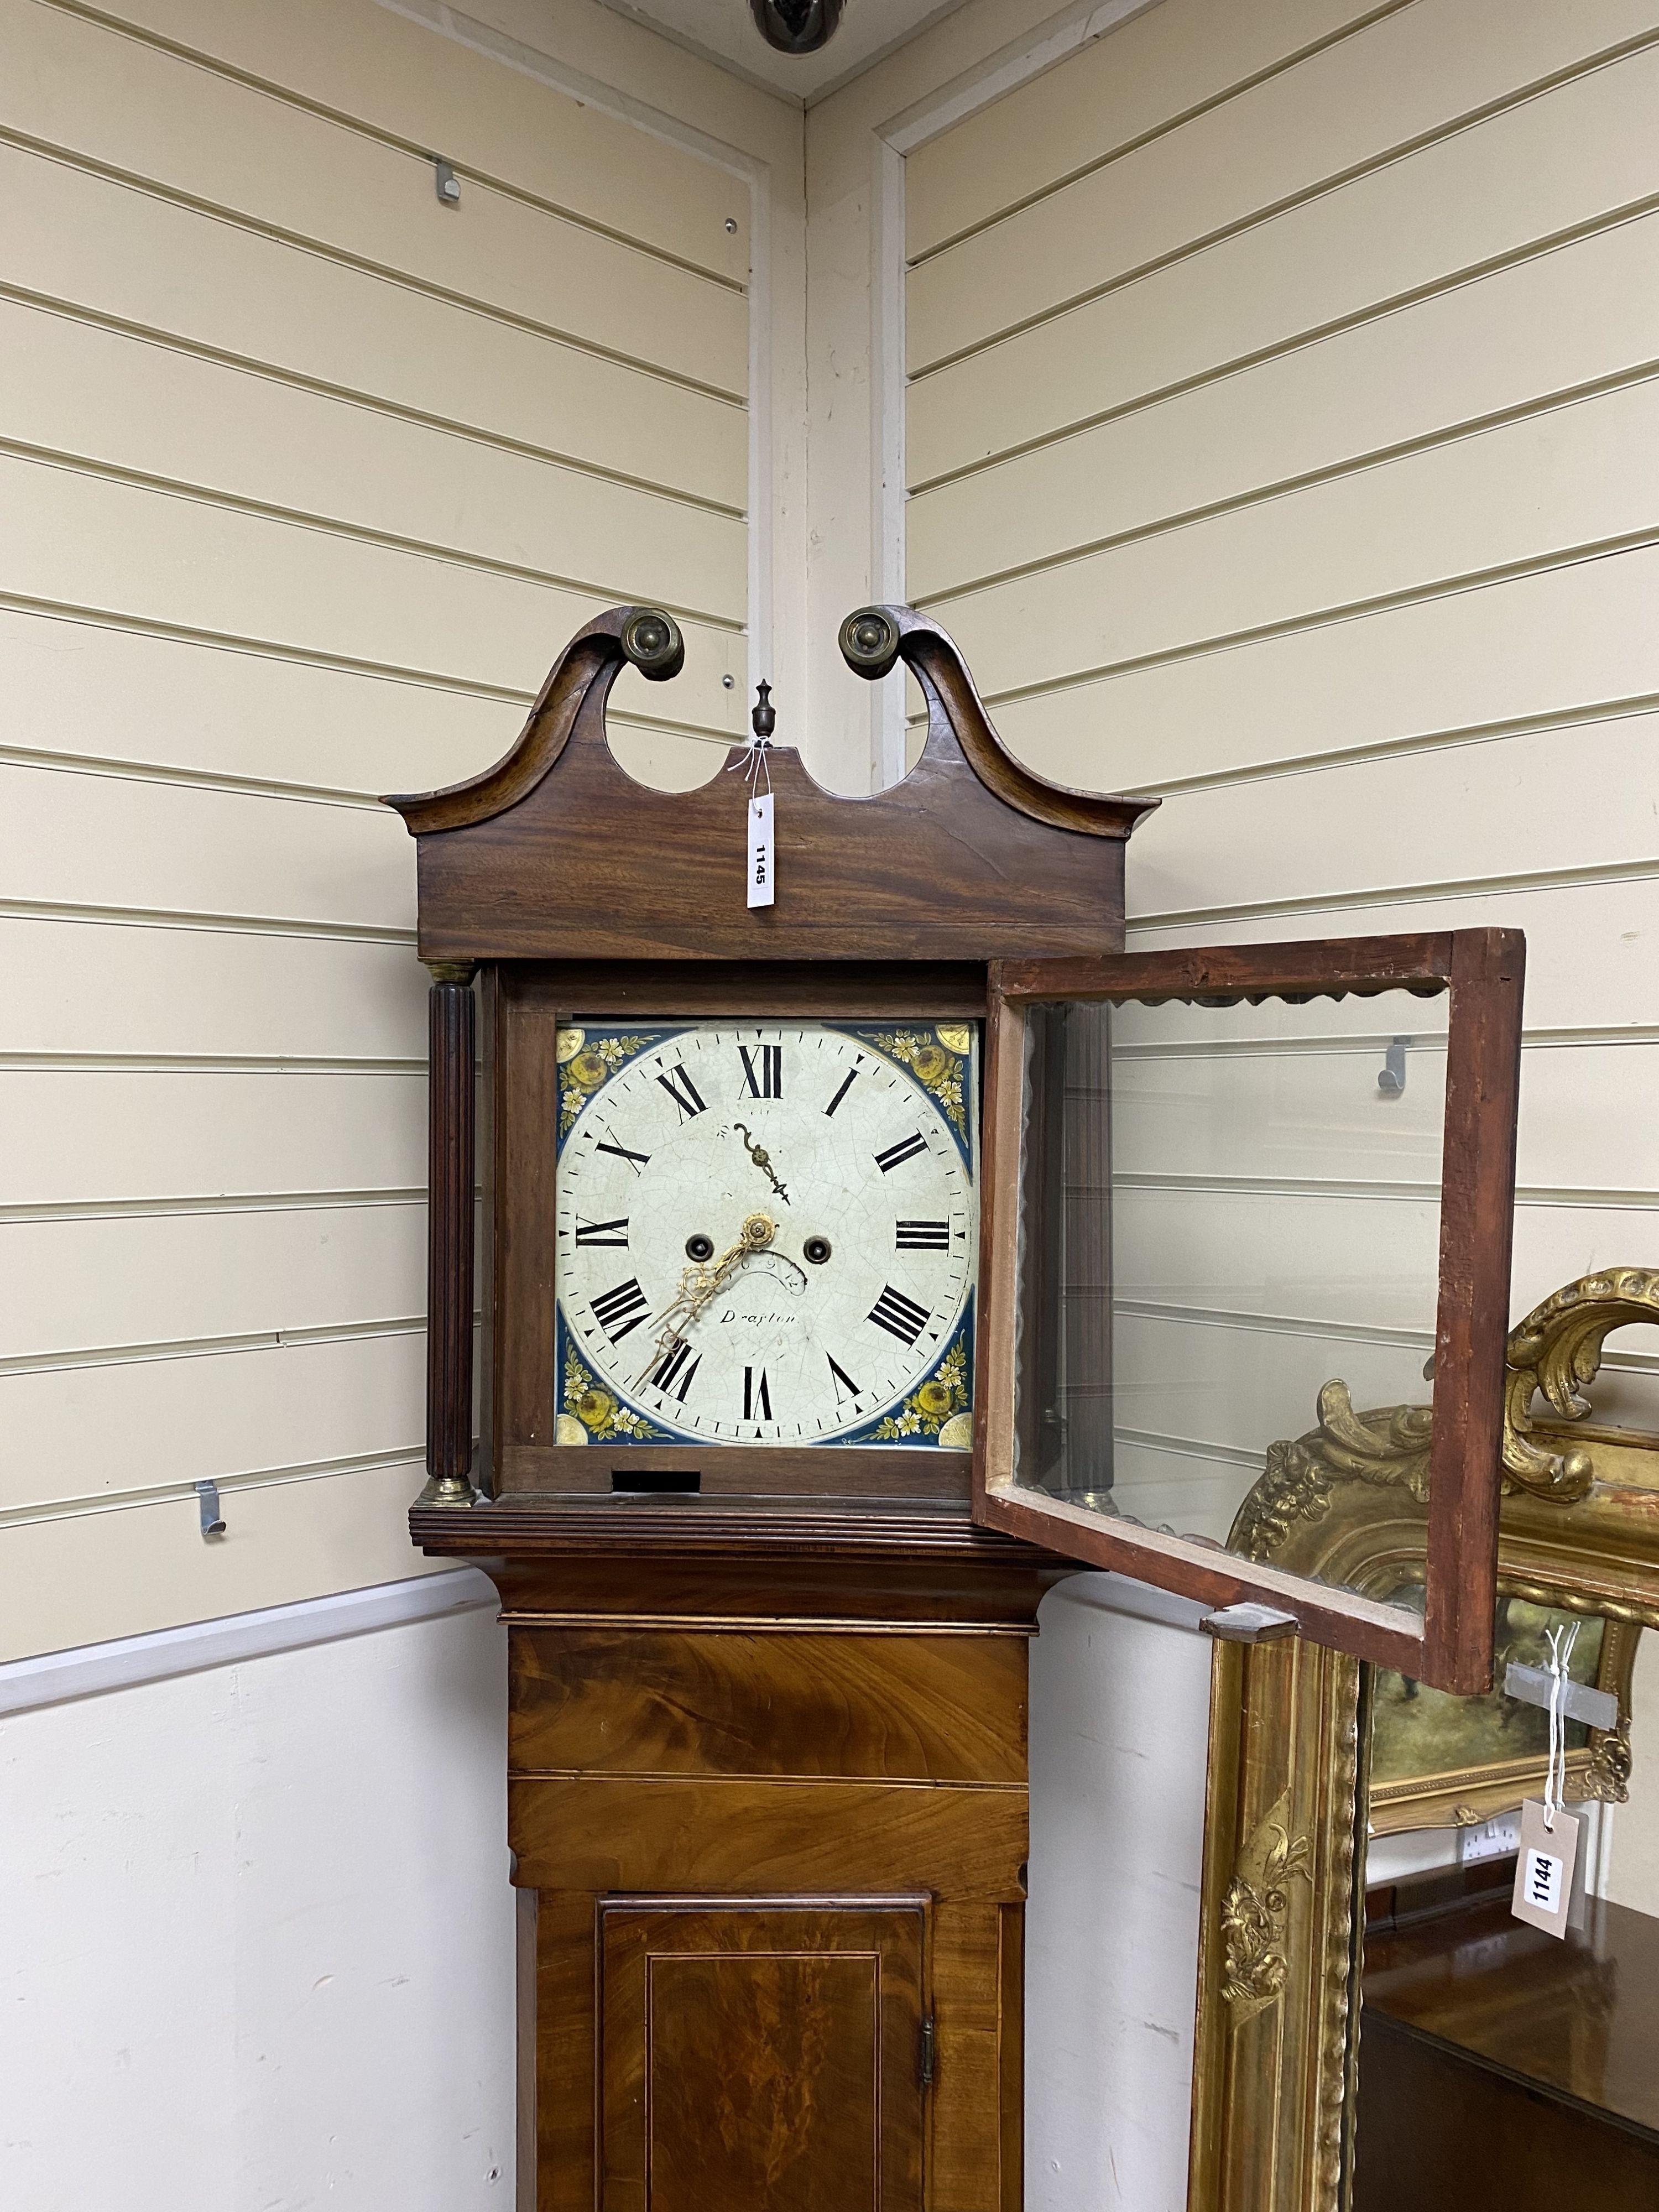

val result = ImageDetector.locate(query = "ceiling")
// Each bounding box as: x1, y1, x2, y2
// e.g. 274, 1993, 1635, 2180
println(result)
594, 0, 978, 102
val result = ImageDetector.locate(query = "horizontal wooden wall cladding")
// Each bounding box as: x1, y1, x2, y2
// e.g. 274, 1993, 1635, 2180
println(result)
0, 1199, 425, 1361
1, 922, 430, 1060
5, 1328, 429, 1514
6, 145, 746, 513
0, 760, 413, 937
988, 545, 1659, 796
0, 1065, 423, 1209
905, 0, 1387, 259
909, 49, 1659, 490
1, 0, 749, 1644
906, 0, 1659, 371
7, 0, 748, 394
1127, 709, 1659, 920
924, 375, 1659, 703
0, 609, 523, 799
87, 0, 751, 281
910, 211, 1659, 598
0, 1453, 447, 1663
0, 455, 745, 736
509, 1627, 1029, 1783
2, 299, 745, 621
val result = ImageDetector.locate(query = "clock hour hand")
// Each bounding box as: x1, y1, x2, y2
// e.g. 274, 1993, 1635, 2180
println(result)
732, 1122, 790, 1205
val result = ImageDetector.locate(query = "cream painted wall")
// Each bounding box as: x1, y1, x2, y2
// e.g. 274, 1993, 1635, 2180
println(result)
0, 0, 812, 1661
801, 0, 1155, 786
902, 3, 1659, 1352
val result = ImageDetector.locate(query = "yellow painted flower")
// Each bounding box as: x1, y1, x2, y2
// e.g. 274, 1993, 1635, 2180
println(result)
568, 1050, 609, 1089
917, 1379, 954, 1417
909, 1044, 949, 1085
576, 1387, 615, 1430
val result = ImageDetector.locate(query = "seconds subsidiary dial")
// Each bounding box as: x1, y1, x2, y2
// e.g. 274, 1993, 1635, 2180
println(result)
554, 1022, 977, 1447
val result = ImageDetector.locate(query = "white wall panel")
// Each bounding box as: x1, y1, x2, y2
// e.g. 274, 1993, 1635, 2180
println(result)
926, 376, 1659, 698
1, 1201, 426, 1361
910, 50, 1659, 487
5, 0, 748, 394
0, 1066, 426, 1207
907, 0, 1658, 370
0, 455, 745, 731
2, 300, 747, 619
989, 547, 1659, 794
2, 145, 746, 511
93, 0, 750, 280
1025, 1577, 1211, 2212
911, 211, 1659, 596
0, 608, 523, 796
3, 1329, 427, 1514
0, 920, 429, 1060
0, 1603, 512, 2198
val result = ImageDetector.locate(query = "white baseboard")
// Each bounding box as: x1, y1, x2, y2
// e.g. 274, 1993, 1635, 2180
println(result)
0, 1568, 498, 1717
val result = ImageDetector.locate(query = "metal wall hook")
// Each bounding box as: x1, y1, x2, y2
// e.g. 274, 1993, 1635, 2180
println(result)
195, 1479, 226, 1537
1378, 1037, 1408, 1094
434, 158, 461, 207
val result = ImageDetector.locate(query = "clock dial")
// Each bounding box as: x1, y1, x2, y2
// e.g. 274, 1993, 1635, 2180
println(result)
555, 1023, 977, 1445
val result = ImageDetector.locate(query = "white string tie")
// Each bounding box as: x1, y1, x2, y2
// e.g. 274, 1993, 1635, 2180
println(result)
1542, 1620, 1579, 1832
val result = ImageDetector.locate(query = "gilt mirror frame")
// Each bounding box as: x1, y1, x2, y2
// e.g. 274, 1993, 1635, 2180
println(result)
1187, 1266, 1659, 2212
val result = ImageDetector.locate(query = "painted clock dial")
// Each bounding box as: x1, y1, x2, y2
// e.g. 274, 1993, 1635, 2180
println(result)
553, 1021, 978, 1448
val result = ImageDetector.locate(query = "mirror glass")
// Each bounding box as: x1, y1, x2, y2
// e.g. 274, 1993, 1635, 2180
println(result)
1353, 1475, 1659, 2200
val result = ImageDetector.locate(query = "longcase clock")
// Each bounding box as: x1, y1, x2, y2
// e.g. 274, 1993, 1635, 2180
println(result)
387, 601, 1524, 2209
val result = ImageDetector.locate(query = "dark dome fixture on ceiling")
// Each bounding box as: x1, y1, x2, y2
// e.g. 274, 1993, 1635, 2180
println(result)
749, 0, 842, 55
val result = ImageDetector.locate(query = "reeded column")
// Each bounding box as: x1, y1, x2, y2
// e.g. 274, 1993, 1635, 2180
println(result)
417, 960, 479, 1507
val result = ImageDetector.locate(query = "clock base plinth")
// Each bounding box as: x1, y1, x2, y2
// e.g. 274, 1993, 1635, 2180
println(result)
414, 1499, 1067, 2211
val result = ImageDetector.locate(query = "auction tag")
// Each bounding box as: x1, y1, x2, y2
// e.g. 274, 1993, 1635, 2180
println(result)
747, 792, 775, 909
1511, 1798, 1586, 1938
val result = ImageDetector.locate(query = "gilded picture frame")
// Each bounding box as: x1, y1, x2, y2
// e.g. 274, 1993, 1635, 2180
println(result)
1366, 1594, 1637, 1836
1187, 1267, 1659, 2212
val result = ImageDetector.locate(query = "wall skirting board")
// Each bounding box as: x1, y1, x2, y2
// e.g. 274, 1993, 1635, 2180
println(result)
0, 1567, 498, 1718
